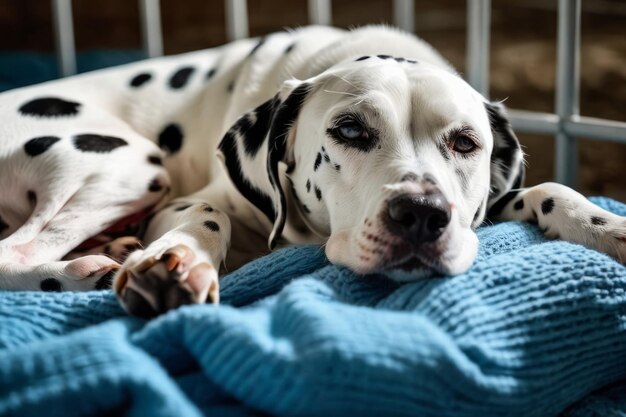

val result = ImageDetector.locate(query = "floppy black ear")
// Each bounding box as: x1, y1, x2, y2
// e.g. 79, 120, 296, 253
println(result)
217, 81, 311, 249
484, 102, 526, 217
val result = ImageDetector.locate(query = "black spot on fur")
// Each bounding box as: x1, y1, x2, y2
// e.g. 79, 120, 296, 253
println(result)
238, 96, 280, 157
158, 123, 184, 154
174, 204, 191, 211
394, 57, 406, 63
514, 199, 524, 210
124, 243, 140, 253
204, 220, 220, 232
206, 68, 217, 80
334, 164, 341, 172
285, 43, 296, 54
407, 59, 418, 64
73, 134, 128, 153
302, 204, 311, 214
0, 217, 8, 234
218, 132, 277, 222
355, 56, 370, 61
95, 269, 116, 290
314, 186, 322, 201
541, 198, 555, 215
148, 155, 163, 166
248, 37, 266, 57
591, 216, 607, 226
306, 179, 311, 193
203, 205, 214, 212
129, 72, 152, 88
377, 54, 392, 60
27, 190, 37, 206
19, 97, 80, 117
323, 153, 330, 163
227, 81, 235, 93
266, 82, 311, 189
148, 178, 163, 192
314, 153, 322, 171
168, 66, 195, 89
24, 136, 61, 157
41, 278, 62, 292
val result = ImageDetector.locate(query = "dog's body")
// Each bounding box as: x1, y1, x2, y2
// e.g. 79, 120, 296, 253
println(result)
0, 26, 624, 316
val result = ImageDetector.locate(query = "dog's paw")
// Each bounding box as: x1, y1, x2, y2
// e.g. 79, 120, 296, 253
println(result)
104, 236, 143, 262
63, 255, 120, 290
114, 244, 219, 318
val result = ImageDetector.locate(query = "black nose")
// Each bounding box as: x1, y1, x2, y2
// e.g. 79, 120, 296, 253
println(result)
386, 192, 451, 245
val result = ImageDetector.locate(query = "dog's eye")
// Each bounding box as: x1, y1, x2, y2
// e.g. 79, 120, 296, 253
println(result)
327, 116, 378, 152
452, 135, 477, 154
336, 120, 367, 141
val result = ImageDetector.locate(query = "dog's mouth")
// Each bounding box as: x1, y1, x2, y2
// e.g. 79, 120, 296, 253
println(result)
385, 255, 425, 271
381, 243, 442, 272
73, 205, 156, 252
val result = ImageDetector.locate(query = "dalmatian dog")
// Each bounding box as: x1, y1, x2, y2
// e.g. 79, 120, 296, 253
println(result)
0, 25, 624, 317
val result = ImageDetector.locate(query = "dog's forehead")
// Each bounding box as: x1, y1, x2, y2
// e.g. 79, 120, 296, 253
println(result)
317, 57, 489, 133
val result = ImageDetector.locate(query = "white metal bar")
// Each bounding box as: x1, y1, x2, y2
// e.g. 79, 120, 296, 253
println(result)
225, 0, 249, 41
51, 0, 76, 77
466, 0, 491, 96
139, 0, 163, 57
308, 0, 332, 25
554, 0, 581, 186
393, 0, 415, 32
564, 116, 626, 144
509, 110, 626, 144
509, 110, 559, 135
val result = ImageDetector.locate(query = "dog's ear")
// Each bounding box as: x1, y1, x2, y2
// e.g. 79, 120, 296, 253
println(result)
217, 80, 312, 249
484, 101, 526, 217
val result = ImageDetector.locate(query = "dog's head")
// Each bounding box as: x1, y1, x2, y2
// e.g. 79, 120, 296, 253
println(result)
217, 55, 523, 278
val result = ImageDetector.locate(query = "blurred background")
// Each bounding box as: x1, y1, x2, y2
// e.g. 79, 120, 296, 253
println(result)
0, 0, 624, 199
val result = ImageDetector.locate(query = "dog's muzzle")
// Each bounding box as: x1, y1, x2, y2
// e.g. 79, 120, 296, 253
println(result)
385, 189, 451, 246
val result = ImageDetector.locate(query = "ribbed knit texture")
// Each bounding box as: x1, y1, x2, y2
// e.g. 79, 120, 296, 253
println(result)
0, 197, 625, 417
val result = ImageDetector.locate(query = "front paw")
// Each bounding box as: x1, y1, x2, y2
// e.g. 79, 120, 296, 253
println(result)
114, 243, 219, 318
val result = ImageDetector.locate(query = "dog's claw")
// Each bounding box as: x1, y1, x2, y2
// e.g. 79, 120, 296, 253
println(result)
114, 243, 219, 318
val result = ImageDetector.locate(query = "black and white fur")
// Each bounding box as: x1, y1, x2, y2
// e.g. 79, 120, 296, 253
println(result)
0, 26, 624, 317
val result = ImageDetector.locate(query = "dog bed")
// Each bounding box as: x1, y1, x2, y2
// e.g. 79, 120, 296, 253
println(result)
0, 197, 625, 417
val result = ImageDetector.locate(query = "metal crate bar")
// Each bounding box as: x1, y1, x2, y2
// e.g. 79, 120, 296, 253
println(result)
564, 116, 626, 144
52, 0, 76, 77
139, 0, 163, 57
393, 0, 415, 33
308, 0, 332, 25
510, 110, 626, 144
226, 0, 249, 40
554, 0, 581, 186
46, 0, 624, 189
509, 110, 559, 135
466, 0, 490, 96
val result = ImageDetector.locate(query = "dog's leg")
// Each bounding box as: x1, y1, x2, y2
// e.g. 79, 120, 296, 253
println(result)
0, 256, 120, 291
114, 186, 232, 318
491, 182, 626, 262
0, 152, 169, 291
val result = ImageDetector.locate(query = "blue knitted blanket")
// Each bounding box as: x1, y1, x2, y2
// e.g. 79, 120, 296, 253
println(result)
1, 197, 625, 417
